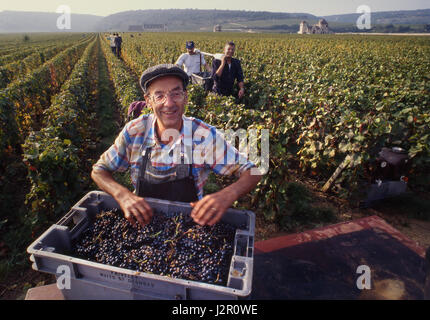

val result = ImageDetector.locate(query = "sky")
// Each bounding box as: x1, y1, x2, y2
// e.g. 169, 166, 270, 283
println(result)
0, 0, 429, 17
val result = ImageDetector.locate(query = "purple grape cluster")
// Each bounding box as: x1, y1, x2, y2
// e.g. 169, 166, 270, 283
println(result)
72, 209, 237, 286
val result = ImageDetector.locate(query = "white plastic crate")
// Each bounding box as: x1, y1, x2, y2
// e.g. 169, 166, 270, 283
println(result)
27, 191, 255, 300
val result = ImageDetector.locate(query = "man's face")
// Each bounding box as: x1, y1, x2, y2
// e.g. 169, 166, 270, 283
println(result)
187, 47, 195, 55
224, 44, 235, 58
145, 76, 187, 131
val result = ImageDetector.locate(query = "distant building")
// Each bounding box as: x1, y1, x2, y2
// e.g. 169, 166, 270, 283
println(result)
129, 25, 143, 31
144, 24, 168, 31
213, 24, 222, 32
298, 19, 332, 34
128, 24, 168, 32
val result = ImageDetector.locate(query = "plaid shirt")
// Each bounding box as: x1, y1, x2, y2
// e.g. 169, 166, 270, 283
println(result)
93, 114, 255, 199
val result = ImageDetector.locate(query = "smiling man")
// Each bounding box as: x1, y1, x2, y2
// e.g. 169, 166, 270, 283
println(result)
91, 64, 261, 227
212, 41, 245, 98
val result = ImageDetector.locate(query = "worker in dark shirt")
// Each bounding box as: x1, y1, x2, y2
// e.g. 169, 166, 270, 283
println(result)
114, 33, 123, 58
211, 42, 245, 98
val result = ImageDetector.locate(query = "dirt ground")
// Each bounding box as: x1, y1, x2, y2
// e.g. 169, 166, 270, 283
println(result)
0, 270, 56, 300
255, 206, 430, 249
255, 175, 430, 250
1, 176, 429, 300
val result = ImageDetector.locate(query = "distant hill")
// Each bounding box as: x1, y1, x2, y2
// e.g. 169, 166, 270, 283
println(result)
0, 11, 103, 33
0, 8, 429, 33
94, 9, 317, 32
95, 8, 430, 33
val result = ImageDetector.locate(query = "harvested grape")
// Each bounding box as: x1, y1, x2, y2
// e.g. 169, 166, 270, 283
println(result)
72, 209, 237, 286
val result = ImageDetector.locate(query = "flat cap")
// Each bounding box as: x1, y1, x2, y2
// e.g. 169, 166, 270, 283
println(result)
139, 64, 189, 94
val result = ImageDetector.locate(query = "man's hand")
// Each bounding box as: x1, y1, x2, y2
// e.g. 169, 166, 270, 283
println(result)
238, 87, 245, 98
190, 190, 236, 226
91, 169, 154, 227
116, 190, 153, 227
190, 169, 261, 226
215, 57, 227, 77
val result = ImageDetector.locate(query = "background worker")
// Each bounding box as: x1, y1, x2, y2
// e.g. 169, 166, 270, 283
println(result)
109, 33, 116, 54
175, 41, 211, 76
114, 33, 123, 58
212, 41, 245, 98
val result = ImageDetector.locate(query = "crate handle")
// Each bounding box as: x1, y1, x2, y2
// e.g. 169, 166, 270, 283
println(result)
57, 209, 89, 238
56, 209, 79, 226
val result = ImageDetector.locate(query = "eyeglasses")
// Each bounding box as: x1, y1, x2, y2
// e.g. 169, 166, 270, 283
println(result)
150, 89, 185, 105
